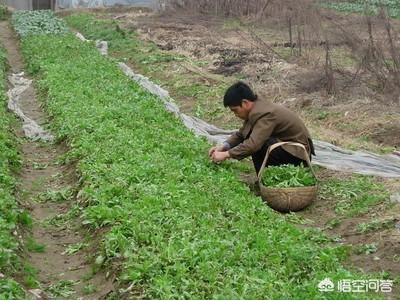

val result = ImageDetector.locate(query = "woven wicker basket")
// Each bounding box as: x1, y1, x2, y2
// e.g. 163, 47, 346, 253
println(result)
257, 142, 317, 213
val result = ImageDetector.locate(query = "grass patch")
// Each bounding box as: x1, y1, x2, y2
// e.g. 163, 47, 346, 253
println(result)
319, 175, 388, 217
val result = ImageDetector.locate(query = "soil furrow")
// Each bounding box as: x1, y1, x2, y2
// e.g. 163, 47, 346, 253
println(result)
0, 21, 113, 299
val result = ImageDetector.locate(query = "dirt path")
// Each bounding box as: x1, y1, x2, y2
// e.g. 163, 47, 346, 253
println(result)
0, 21, 113, 299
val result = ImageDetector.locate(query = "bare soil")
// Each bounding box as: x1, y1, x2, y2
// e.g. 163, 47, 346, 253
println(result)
0, 21, 114, 299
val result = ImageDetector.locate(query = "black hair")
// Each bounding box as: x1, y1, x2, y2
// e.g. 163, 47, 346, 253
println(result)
223, 81, 258, 107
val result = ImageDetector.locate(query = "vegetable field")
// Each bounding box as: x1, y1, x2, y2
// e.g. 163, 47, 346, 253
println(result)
0, 8, 397, 299
0, 44, 28, 298
323, 0, 400, 18
12, 10, 68, 37
21, 22, 349, 299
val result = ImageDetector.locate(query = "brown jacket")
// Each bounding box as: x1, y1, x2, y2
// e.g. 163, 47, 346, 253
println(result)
226, 99, 314, 160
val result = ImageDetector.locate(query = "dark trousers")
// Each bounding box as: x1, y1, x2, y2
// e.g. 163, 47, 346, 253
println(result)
252, 138, 306, 175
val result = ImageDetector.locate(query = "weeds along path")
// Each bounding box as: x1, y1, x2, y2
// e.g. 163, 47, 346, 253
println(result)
0, 21, 113, 299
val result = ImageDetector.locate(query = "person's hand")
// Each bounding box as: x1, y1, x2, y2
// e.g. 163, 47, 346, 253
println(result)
211, 151, 230, 162
208, 144, 224, 157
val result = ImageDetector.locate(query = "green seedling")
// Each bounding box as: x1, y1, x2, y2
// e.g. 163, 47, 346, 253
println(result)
356, 218, 396, 233
18, 210, 33, 228
0, 44, 29, 297
46, 279, 79, 298
325, 217, 341, 229
354, 243, 378, 255
62, 242, 88, 256
42, 205, 81, 228
0, 279, 27, 299
32, 162, 48, 170
22, 263, 39, 288
37, 188, 73, 203
26, 237, 46, 253
82, 283, 96, 295
261, 164, 316, 187
42, 214, 68, 228
316, 111, 330, 120
320, 176, 388, 217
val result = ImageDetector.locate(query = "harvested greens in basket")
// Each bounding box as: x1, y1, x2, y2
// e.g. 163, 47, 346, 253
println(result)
261, 164, 316, 188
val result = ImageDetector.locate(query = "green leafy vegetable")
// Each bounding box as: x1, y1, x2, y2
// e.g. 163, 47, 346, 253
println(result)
0, 45, 27, 297
321, 0, 400, 19
262, 164, 316, 188
12, 10, 68, 37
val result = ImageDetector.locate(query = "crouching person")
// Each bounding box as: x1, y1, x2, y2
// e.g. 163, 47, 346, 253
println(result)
209, 81, 315, 175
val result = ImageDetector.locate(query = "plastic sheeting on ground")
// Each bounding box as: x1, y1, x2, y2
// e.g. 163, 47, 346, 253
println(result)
7, 73, 54, 142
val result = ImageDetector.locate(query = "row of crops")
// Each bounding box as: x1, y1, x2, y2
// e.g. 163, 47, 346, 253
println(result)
3, 10, 384, 299
0, 46, 27, 297
322, 0, 400, 18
